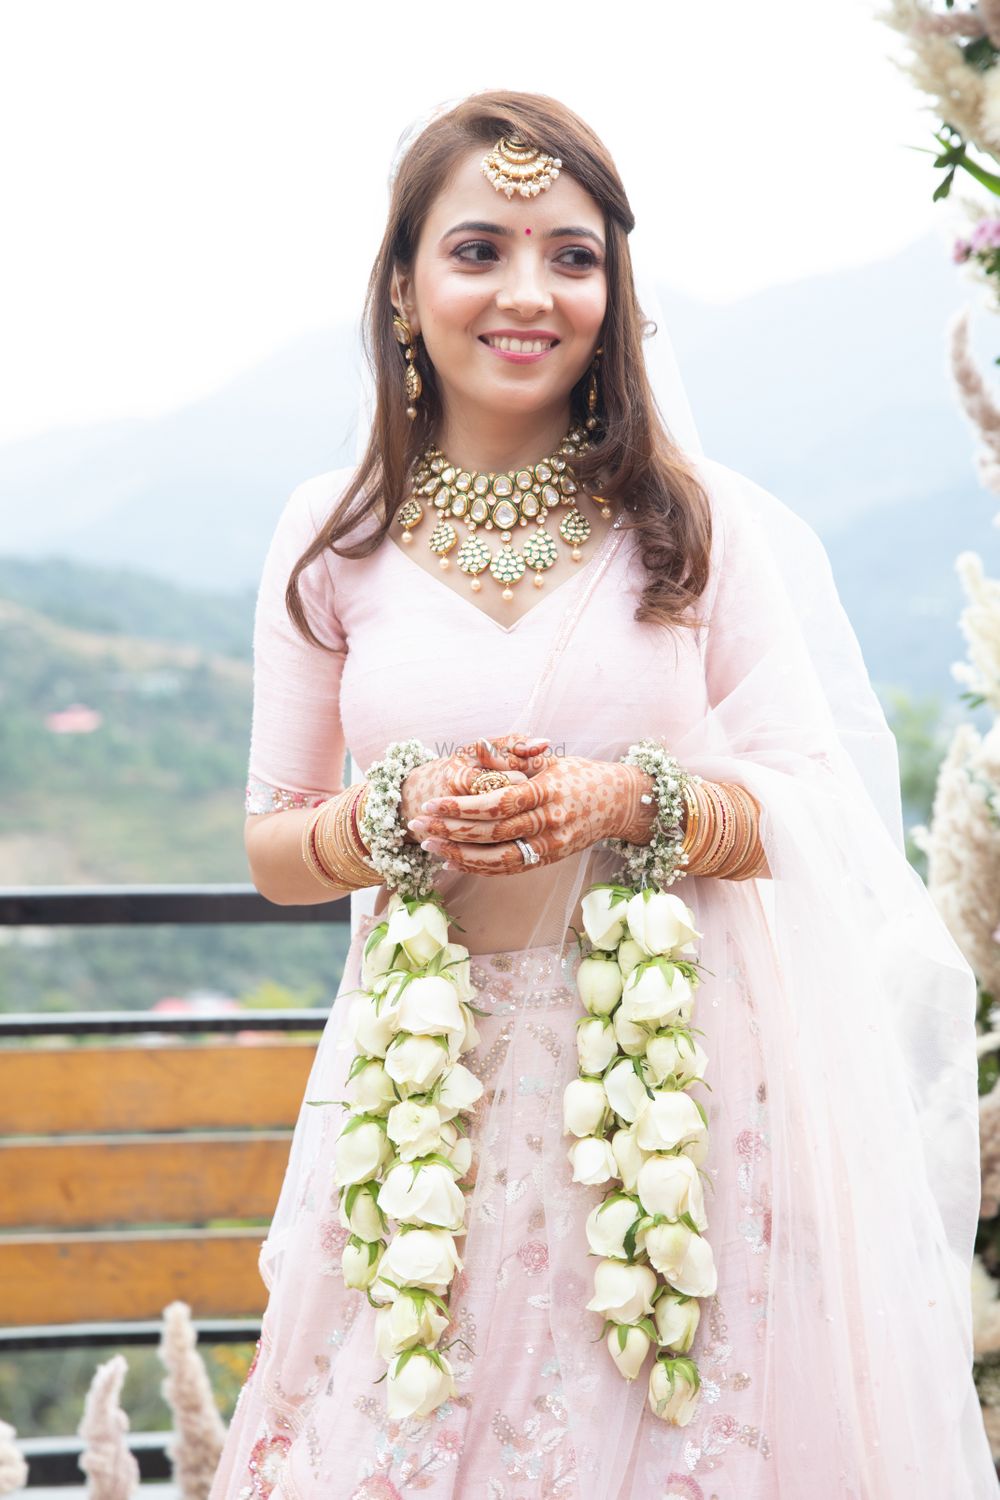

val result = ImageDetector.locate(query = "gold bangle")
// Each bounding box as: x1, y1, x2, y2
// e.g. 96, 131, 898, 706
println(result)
317, 789, 379, 889
685, 781, 716, 874
698, 783, 739, 878
715, 782, 753, 879
727, 785, 767, 878
301, 800, 345, 890
680, 779, 701, 862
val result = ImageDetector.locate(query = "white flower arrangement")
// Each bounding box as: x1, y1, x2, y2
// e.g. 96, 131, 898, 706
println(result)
325, 890, 484, 1419
325, 735, 713, 1423
358, 738, 439, 900
564, 880, 714, 1427
604, 738, 700, 889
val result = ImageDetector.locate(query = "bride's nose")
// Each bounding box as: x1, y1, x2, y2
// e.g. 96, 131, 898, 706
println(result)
495, 252, 554, 317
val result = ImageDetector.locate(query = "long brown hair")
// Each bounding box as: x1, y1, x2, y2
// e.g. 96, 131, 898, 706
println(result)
287, 90, 713, 646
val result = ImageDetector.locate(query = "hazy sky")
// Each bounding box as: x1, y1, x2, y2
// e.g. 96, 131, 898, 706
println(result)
0, 0, 948, 444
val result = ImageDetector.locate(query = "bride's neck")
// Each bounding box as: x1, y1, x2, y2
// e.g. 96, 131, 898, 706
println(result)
433, 405, 572, 475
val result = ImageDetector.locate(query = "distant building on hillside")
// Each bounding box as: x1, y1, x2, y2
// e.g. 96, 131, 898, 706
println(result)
45, 703, 102, 734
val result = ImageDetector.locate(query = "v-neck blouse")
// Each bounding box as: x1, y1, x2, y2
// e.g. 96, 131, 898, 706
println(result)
245, 465, 714, 807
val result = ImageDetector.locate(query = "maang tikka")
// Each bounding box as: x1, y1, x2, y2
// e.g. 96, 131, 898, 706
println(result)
392, 314, 422, 421
480, 135, 562, 199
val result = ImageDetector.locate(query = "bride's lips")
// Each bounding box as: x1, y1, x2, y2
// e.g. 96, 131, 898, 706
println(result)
478, 332, 560, 365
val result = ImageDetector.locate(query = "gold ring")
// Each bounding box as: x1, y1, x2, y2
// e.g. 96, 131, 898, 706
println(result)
470, 770, 511, 794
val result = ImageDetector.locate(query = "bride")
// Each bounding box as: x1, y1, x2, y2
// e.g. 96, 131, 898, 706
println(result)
210, 91, 996, 1499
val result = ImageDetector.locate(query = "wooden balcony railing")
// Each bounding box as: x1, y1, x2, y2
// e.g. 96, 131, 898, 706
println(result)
0, 883, 350, 1489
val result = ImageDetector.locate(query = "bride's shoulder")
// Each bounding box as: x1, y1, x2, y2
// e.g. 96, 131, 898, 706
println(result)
283, 464, 364, 532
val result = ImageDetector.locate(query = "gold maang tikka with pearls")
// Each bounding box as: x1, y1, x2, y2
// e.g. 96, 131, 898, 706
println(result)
395, 427, 614, 601
480, 135, 562, 199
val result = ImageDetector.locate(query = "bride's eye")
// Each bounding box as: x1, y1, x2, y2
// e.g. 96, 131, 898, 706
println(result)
557, 247, 599, 270
453, 241, 499, 263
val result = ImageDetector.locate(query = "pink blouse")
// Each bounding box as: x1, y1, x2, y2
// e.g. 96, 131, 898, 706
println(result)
245, 465, 715, 818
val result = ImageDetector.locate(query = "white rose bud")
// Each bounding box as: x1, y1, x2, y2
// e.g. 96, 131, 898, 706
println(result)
374, 1289, 450, 1361
568, 1135, 618, 1185
641, 1221, 717, 1297
586, 1259, 658, 1324
361, 922, 408, 987
385, 900, 450, 966
334, 1117, 391, 1187
654, 1291, 701, 1354
581, 886, 629, 950
611, 1126, 650, 1193
386, 1346, 457, 1420
440, 942, 475, 1001
635, 1151, 708, 1229
350, 992, 398, 1059
627, 889, 701, 958
439, 1121, 474, 1175
604, 1056, 654, 1125
345, 1057, 397, 1114
563, 1077, 610, 1138
607, 1322, 652, 1381
459, 1004, 480, 1053
679, 1134, 709, 1169
338, 1181, 385, 1241
577, 1016, 618, 1075
619, 961, 693, 1027
377, 1161, 466, 1231
613, 1008, 650, 1058
634, 1090, 707, 1155
585, 1193, 644, 1259
384, 1034, 450, 1094
386, 1099, 443, 1161
436, 1062, 484, 1120
341, 1234, 385, 1290
576, 955, 623, 1016
447, 1135, 473, 1175
372, 1228, 463, 1299
645, 1032, 708, 1088
394, 974, 466, 1040
617, 936, 648, 980
647, 1356, 701, 1426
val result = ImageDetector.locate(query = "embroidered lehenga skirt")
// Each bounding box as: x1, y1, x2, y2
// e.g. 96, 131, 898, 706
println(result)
208, 911, 774, 1500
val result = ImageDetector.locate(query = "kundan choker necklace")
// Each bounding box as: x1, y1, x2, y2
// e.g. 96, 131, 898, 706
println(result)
395, 425, 613, 600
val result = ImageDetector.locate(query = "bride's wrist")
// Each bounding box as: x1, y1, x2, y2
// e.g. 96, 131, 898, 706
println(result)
610, 763, 659, 844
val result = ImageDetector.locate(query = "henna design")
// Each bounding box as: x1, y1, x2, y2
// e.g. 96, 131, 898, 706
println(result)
411, 756, 655, 877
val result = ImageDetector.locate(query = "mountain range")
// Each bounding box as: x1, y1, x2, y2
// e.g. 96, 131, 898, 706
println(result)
1, 230, 998, 701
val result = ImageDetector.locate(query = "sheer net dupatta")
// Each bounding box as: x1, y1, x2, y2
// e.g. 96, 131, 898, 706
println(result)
484, 455, 993, 1496
250, 455, 994, 1498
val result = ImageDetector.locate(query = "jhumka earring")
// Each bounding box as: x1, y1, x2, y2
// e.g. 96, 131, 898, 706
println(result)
392, 314, 422, 421
586, 345, 603, 432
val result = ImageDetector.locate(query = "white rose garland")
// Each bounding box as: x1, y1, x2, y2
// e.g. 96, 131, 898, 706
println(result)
318, 890, 484, 1419
565, 878, 715, 1427
307, 738, 486, 1419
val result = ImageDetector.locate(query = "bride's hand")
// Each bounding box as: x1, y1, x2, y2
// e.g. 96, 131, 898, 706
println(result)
405, 755, 646, 876
398, 734, 551, 845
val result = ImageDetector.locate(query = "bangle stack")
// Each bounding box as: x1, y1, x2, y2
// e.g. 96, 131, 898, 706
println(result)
680, 780, 765, 880
302, 785, 380, 892
609, 740, 767, 886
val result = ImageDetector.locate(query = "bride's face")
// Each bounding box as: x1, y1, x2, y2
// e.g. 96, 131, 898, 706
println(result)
394, 145, 607, 426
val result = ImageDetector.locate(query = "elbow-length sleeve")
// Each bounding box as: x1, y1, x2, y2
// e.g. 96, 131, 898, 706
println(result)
245, 474, 350, 814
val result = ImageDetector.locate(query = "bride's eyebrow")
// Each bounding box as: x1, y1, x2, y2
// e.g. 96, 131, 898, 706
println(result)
441, 219, 605, 252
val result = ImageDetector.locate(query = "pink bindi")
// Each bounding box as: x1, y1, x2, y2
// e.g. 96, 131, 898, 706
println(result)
525, 228, 532, 235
